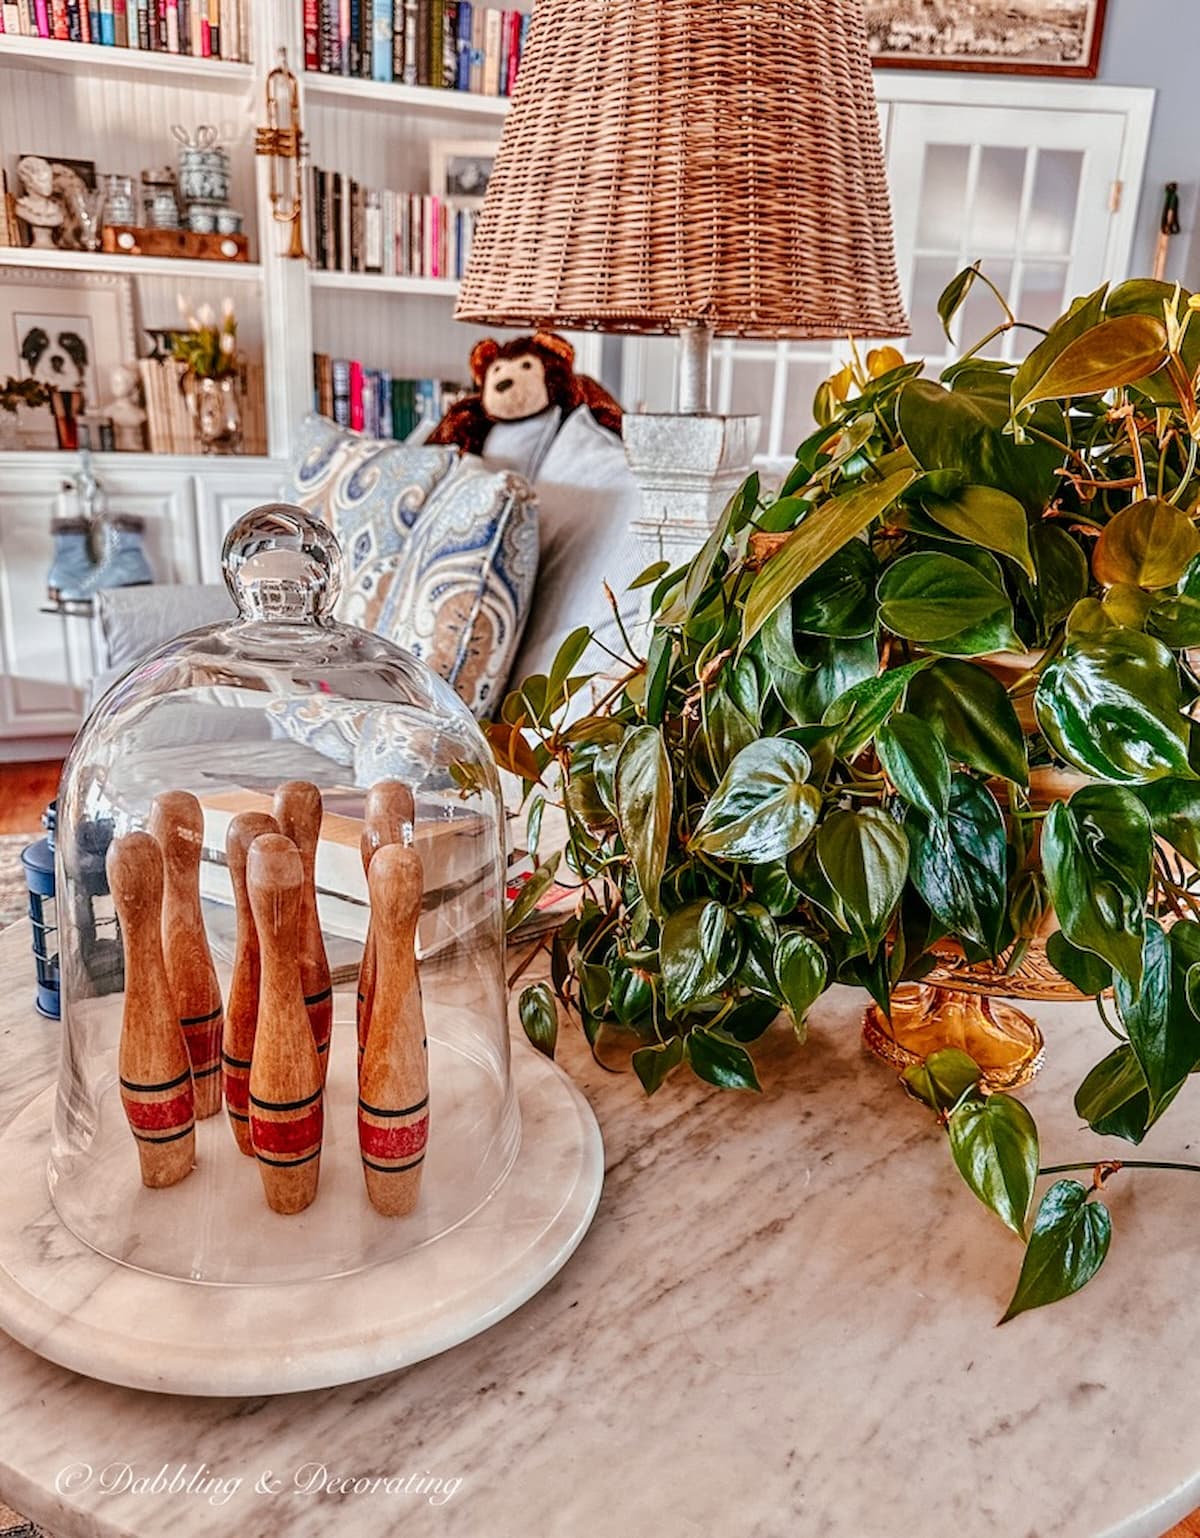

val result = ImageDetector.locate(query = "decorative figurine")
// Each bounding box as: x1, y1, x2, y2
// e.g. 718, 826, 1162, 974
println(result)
358, 844, 429, 1217
148, 790, 224, 1119
246, 833, 324, 1215
223, 810, 279, 1156
357, 779, 415, 1063
103, 364, 147, 453
272, 780, 332, 1078
107, 831, 196, 1190
15, 157, 63, 248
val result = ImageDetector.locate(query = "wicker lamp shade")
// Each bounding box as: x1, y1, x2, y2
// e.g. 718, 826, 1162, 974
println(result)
456, 0, 909, 340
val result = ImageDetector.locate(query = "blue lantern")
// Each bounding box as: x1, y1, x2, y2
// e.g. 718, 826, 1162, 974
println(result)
21, 801, 59, 1020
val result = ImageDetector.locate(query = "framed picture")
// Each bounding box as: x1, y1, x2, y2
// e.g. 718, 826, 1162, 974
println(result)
865, 0, 1108, 78
0, 268, 136, 448
429, 139, 498, 207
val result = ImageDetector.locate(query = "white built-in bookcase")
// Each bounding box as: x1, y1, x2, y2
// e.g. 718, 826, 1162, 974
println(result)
0, 1, 581, 751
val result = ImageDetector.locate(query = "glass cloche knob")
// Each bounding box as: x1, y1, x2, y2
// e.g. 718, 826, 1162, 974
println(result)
222, 503, 343, 623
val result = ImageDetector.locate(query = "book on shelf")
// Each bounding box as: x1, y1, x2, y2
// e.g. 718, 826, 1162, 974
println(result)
313, 354, 465, 442
133, 356, 265, 456
0, 0, 249, 57
309, 163, 479, 281
302, 0, 527, 93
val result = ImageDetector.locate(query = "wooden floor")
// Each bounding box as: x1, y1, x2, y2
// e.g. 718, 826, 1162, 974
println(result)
1167, 1518, 1200, 1537
0, 760, 61, 834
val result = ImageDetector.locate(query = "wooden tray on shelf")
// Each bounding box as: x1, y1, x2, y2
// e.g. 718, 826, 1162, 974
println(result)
101, 225, 249, 262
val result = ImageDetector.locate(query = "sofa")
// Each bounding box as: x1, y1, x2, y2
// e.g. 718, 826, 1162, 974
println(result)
92, 404, 647, 716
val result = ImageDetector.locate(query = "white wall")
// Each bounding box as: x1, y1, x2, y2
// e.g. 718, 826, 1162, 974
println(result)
1097, 0, 1200, 286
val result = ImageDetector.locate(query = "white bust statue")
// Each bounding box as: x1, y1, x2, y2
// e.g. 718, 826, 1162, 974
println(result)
104, 364, 146, 452
16, 156, 62, 249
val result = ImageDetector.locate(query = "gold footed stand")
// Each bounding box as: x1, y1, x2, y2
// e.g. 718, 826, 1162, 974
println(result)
863, 982, 1046, 1093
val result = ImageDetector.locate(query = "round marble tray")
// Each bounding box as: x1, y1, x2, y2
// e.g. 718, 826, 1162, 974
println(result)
0, 1045, 602, 1396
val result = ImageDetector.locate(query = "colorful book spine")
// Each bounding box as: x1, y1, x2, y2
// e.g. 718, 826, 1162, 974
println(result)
347, 0, 359, 73
348, 360, 365, 432
32, 0, 49, 37
442, 0, 456, 86
303, 0, 318, 67
113, 0, 127, 45
390, 0, 403, 80
427, 0, 443, 85
455, 0, 471, 89
468, 3, 483, 92
332, 359, 350, 428
371, 0, 390, 79
402, 0, 416, 83
482, 6, 500, 93
165, 0, 178, 50
49, 0, 68, 38
207, 0, 217, 54
318, 0, 332, 70
135, 0, 148, 48
337, 0, 348, 71
505, 8, 521, 93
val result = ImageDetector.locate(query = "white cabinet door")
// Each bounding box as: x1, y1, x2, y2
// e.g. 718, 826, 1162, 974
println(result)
0, 486, 87, 742
886, 95, 1137, 370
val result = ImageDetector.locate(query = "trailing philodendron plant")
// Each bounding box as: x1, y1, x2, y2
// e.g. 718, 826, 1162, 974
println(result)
493, 269, 1200, 1319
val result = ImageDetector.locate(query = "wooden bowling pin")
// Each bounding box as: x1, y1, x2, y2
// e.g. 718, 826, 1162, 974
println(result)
223, 810, 279, 1156
357, 779, 415, 1063
272, 781, 332, 1078
246, 833, 324, 1215
358, 844, 428, 1217
107, 832, 195, 1189
149, 790, 223, 1119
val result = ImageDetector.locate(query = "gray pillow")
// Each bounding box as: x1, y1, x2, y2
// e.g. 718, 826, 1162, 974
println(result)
506, 405, 645, 687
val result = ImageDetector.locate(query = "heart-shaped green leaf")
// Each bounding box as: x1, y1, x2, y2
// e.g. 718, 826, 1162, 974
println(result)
878, 551, 1020, 655
632, 1035, 684, 1095
1093, 498, 1200, 590
816, 808, 909, 958
774, 930, 827, 1039
1000, 1180, 1112, 1323
1135, 777, 1200, 867
692, 739, 821, 863
922, 485, 1035, 577
614, 725, 673, 915
1114, 919, 1200, 1118
906, 775, 1008, 951
878, 711, 952, 817
821, 659, 930, 760
519, 982, 559, 1060
1074, 1044, 1151, 1144
906, 658, 1029, 785
1035, 630, 1193, 784
1041, 786, 1152, 990
686, 1027, 761, 1091
660, 900, 736, 1017
902, 1048, 982, 1113
1012, 313, 1168, 413
948, 1093, 1039, 1238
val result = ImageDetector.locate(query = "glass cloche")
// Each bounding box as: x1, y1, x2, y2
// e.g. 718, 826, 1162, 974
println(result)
50, 504, 518, 1286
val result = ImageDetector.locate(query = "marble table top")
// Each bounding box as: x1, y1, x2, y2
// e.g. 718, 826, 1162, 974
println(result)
0, 915, 1198, 1538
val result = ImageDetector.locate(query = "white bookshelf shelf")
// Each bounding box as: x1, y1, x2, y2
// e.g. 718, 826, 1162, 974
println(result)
0, 247, 264, 282
309, 271, 460, 297
0, 34, 253, 87
303, 72, 511, 117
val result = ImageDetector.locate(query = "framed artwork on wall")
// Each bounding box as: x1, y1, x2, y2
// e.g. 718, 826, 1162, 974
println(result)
428, 140, 498, 208
0, 267, 136, 448
865, 0, 1108, 78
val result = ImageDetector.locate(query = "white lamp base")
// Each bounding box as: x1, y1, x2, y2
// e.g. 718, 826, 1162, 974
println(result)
623, 412, 761, 566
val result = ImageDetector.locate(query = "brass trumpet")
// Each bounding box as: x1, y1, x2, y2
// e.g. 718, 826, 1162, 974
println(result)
255, 48, 308, 261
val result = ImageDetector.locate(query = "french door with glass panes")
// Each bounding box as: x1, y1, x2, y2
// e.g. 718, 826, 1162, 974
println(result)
620, 76, 1153, 475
